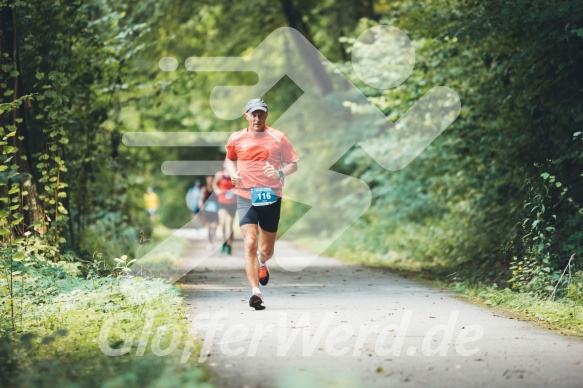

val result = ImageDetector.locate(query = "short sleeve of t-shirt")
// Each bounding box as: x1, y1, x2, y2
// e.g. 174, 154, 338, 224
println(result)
226, 134, 237, 160
280, 135, 298, 164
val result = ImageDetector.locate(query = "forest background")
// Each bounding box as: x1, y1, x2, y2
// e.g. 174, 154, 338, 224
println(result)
1, 0, 582, 385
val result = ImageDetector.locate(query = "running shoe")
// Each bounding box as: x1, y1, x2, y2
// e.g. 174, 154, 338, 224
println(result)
220, 242, 227, 253
258, 261, 269, 286
226, 244, 232, 255
249, 293, 265, 310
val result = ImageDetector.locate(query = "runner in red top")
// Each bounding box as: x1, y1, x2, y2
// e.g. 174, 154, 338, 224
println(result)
213, 168, 237, 255
224, 98, 299, 310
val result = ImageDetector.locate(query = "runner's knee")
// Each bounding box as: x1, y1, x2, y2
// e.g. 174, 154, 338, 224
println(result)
260, 246, 274, 259
243, 234, 258, 252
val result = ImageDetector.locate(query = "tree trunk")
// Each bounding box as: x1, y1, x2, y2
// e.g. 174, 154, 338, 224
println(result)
0, 3, 46, 235
365, 0, 378, 21
279, 0, 333, 96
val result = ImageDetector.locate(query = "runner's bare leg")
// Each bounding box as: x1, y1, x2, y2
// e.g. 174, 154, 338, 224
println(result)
258, 226, 276, 265
207, 221, 217, 246
241, 224, 260, 288
218, 208, 227, 244
226, 213, 235, 246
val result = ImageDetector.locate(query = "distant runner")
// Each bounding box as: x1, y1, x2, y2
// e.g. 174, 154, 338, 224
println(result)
186, 179, 202, 217
199, 175, 218, 250
143, 187, 160, 221
224, 98, 298, 310
213, 168, 237, 255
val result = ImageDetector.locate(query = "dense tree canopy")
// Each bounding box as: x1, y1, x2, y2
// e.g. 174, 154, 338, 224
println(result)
1, 0, 582, 326
1, 0, 582, 384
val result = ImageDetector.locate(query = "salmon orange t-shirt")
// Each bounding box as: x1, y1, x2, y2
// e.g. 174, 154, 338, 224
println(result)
226, 125, 298, 199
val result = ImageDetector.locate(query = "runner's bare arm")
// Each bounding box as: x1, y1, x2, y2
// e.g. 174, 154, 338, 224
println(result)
263, 161, 298, 179
212, 171, 223, 194
224, 157, 239, 186
280, 161, 298, 177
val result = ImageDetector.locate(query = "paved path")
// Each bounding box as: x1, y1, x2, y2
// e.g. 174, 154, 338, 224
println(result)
176, 229, 583, 387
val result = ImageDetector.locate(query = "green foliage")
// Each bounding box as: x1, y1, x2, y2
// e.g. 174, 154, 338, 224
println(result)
565, 269, 583, 305
1, 1, 583, 383
0, 269, 210, 387
458, 283, 583, 334
78, 211, 142, 265
321, 0, 583, 292
158, 179, 194, 229
508, 173, 559, 295
509, 168, 582, 296
1, 204, 203, 384
129, 227, 191, 278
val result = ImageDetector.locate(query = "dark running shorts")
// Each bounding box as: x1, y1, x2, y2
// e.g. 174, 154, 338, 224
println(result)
237, 196, 282, 233
203, 210, 218, 223
218, 202, 237, 217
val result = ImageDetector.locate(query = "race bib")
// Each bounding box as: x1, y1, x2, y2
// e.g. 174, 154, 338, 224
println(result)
204, 200, 218, 212
251, 187, 277, 207
225, 189, 235, 199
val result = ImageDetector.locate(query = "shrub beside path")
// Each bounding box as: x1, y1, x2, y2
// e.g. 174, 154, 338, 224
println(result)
175, 229, 583, 387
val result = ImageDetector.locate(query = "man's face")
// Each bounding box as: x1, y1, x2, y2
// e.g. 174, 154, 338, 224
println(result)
245, 110, 268, 131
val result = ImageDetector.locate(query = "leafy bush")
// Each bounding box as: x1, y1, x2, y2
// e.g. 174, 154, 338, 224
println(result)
158, 179, 194, 230
509, 170, 582, 297
0, 268, 210, 387
566, 270, 583, 305
78, 211, 143, 265
1, 219, 205, 387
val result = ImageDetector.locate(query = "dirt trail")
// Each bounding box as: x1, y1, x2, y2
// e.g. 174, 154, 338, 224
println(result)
176, 229, 583, 387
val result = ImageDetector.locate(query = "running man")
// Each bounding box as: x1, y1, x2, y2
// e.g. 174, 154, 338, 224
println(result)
224, 98, 298, 310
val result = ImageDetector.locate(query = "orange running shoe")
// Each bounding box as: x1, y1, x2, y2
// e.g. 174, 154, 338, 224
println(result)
259, 264, 269, 286
257, 251, 270, 286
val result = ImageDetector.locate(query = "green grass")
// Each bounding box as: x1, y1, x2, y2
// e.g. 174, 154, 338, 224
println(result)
1, 274, 212, 387
453, 284, 583, 336
0, 228, 212, 387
